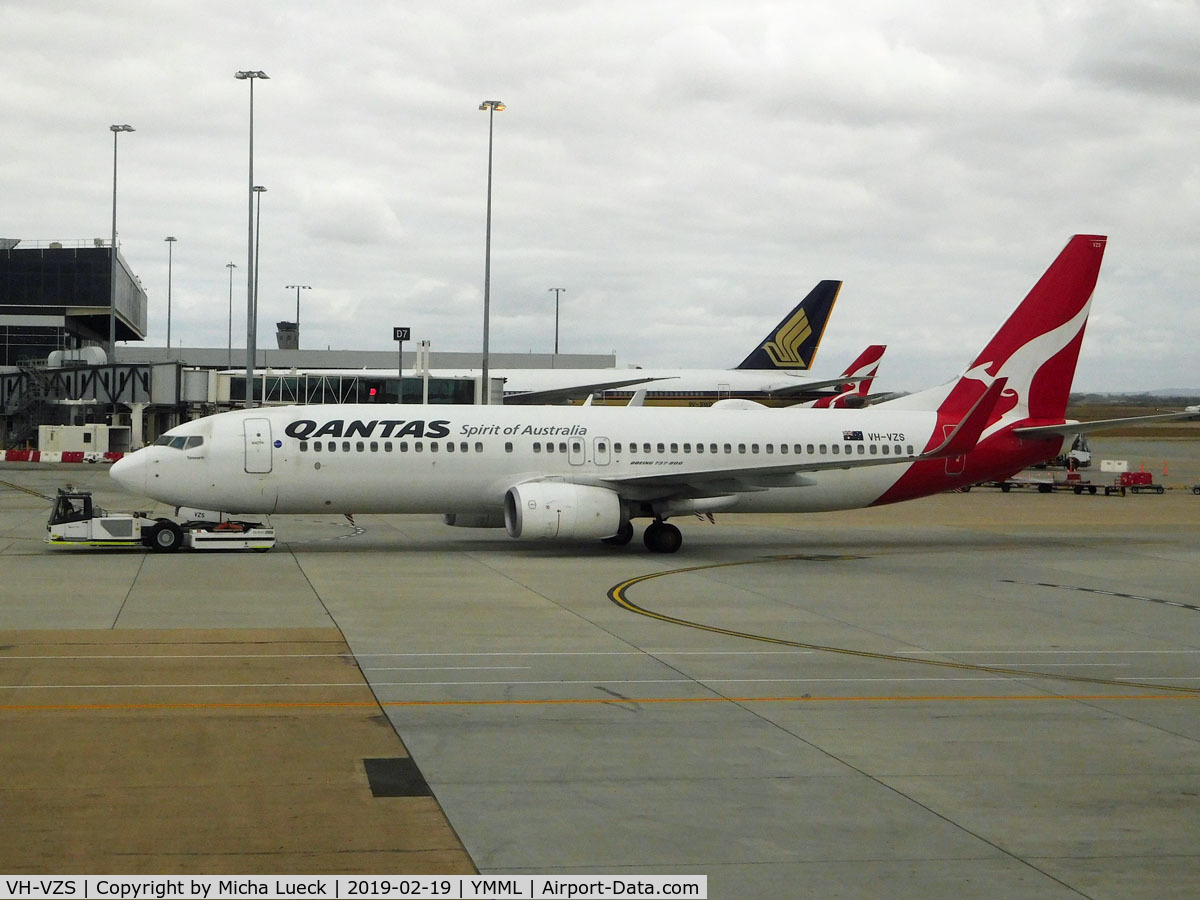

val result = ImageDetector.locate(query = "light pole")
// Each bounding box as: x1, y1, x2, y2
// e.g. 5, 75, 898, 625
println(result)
226, 262, 237, 368
108, 124, 134, 366
253, 185, 266, 373
548, 287, 565, 357
164, 236, 177, 349
285, 284, 310, 347
478, 99, 505, 404
236, 69, 268, 408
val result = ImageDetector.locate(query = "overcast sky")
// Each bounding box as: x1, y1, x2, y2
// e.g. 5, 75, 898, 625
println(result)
3, 0, 1198, 392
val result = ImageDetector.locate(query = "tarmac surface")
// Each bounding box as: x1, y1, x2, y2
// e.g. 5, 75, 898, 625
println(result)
1, 441, 1198, 898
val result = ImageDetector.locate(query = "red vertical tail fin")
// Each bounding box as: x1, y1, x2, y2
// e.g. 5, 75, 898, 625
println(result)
873, 236, 1107, 506
811, 344, 886, 408
884, 235, 1106, 428
962, 234, 1106, 423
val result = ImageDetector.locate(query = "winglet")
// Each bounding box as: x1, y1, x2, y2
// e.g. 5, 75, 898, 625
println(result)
736, 280, 841, 370
925, 377, 1008, 459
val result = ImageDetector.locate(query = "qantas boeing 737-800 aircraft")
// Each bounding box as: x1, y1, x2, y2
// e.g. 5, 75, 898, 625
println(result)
110, 235, 1186, 553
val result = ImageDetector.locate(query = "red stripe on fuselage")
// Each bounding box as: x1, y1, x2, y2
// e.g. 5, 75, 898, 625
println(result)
872, 428, 1062, 506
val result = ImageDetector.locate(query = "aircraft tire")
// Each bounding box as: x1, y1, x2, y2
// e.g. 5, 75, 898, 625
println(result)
643, 521, 682, 554
602, 520, 634, 546
149, 521, 184, 553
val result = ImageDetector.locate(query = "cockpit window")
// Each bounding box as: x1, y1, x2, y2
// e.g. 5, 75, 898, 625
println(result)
154, 434, 202, 450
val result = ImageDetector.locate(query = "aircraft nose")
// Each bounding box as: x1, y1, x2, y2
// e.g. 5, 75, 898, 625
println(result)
110, 450, 147, 495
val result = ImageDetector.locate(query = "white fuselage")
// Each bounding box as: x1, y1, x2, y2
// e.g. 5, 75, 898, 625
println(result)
491, 367, 828, 398
111, 403, 955, 518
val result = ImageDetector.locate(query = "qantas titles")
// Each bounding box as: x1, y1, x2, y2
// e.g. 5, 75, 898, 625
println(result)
284, 419, 451, 440
283, 418, 591, 442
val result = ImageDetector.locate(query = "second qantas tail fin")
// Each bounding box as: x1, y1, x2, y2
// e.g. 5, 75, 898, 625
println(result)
736, 280, 841, 371
809, 344, 886, 409
881, 235, 1107, 434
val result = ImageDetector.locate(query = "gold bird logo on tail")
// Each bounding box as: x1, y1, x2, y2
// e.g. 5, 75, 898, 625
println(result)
760, 309, 813, 367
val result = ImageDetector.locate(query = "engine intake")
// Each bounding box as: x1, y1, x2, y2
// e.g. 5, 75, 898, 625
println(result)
504, 482, 622, 540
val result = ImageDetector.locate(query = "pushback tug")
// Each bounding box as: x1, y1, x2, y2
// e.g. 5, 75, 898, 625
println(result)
46, 488, 275, 551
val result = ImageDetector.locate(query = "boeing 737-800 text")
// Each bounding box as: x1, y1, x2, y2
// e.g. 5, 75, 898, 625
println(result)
112, 235, 1143, 553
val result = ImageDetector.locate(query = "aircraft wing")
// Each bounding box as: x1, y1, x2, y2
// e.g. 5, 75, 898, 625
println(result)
502, 376, 677, 405
595, 456, 900, 499
1013, 409, 1200, 439
767, 375, 873, 398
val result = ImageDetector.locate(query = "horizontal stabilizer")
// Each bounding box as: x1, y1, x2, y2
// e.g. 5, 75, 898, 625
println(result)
1014, 409, 1200, 439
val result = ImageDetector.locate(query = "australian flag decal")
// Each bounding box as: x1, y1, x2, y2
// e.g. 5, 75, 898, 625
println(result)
842, 430, 863, 441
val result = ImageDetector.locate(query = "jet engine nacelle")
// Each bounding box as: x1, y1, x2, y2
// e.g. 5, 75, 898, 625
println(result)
504, 482, 622, 540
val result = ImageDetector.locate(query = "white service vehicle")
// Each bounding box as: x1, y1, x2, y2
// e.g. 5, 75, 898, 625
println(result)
46, 489, 275, 551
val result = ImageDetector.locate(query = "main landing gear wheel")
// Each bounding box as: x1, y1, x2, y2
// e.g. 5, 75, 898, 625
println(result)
148, 520, 183, 553
643, 520, 682, 554
602, 520, 635, 546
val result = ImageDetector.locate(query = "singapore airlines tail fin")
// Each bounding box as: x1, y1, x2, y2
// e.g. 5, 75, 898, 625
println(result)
881, 234, 1107, 432
807, 344, 886, 409
735, 280, 841, 371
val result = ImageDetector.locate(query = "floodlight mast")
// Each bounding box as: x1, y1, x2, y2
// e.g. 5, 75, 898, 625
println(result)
235, 70, 269, 407
478, 100, 505, 404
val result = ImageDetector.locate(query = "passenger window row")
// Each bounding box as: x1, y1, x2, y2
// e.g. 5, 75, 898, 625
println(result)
299, 440, 485, 454
295, 439, 918, 457
612, 441, 915, 457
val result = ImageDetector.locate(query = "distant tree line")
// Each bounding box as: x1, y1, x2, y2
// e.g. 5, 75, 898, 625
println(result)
1070, 392, 1200, 406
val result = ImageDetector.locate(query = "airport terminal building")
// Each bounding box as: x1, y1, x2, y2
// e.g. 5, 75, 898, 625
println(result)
0, 239, 611, 450
0, 239, 147, 367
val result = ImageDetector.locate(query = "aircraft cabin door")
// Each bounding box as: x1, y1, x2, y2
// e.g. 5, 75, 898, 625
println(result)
568, 437, 586, 466
244, 418, 273, 473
